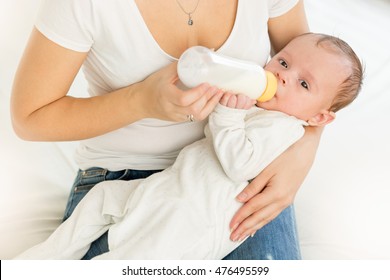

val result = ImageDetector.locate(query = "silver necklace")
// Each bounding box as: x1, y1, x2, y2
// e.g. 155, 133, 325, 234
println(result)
176, 0, 200, 26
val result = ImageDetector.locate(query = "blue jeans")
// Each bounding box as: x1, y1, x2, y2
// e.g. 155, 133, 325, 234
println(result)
63, 167, 301, 260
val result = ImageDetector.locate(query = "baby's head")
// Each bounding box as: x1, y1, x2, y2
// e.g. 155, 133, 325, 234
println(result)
260, 33, 363, 126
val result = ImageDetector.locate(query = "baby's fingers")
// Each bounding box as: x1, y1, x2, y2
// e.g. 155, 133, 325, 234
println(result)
235, 94, 256, 110
219, 92, 232, 106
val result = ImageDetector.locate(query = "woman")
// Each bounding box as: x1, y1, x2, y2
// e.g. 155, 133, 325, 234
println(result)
11, 0, 318, 260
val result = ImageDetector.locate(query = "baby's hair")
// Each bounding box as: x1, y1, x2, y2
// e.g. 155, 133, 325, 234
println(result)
307, 33, 364, 112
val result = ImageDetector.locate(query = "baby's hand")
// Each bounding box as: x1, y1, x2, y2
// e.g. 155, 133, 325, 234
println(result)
219, 92, 256, 110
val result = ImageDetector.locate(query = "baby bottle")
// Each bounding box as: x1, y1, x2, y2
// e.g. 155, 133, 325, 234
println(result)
178, 46, 277, 102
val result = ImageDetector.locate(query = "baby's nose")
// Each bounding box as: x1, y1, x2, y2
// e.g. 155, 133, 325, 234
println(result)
276, 72, 287, 85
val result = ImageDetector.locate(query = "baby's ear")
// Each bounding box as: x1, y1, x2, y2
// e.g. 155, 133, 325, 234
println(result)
307, 110, 336, 126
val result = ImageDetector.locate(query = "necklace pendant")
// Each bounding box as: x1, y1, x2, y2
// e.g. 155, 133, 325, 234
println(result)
176, 0, 199, 26
188, 14, 193, 25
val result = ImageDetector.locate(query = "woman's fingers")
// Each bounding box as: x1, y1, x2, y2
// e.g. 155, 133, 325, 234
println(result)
230, 177, 292, 241
145, 62, 258, 121
197, 89, 224, 120
178, 89, 256, 121
229, 171, 270, 234
175, 83, 213, 106
235, 171, 269, 203
230, 201, 282, 242
230, 188, 273, 231
184, 86, 223, 121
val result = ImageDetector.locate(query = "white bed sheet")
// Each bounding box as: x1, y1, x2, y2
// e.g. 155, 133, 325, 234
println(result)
1, 0, 389, 260
295, 0, 390, 259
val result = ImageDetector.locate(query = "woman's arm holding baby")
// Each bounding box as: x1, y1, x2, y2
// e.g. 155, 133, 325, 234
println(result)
230, 125, 322, 241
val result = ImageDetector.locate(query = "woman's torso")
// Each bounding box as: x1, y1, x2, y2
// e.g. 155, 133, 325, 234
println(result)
36, 0, 297, 170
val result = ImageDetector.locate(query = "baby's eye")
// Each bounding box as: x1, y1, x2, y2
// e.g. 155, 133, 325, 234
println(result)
300, 80, 309, 90
279, 59, 288, 68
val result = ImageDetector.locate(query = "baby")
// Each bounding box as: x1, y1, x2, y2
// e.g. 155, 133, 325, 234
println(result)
15, 33, 363, 260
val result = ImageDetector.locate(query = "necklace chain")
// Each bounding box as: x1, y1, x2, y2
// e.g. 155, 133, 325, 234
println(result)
176, 0, 200, 26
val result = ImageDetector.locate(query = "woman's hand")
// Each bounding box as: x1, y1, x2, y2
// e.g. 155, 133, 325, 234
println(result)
229, 126, 323, 241
133, 62, 223, 122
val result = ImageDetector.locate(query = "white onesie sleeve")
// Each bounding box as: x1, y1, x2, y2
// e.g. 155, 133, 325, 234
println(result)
208, 104, 306, 182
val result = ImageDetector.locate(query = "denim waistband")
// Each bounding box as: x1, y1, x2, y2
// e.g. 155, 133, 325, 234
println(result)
77, 167, 163, 182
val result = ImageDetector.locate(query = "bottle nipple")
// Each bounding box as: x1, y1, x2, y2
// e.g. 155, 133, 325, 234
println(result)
257, 71, 277, 102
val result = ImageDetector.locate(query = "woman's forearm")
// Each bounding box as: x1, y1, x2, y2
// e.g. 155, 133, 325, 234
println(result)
300, 125, 323, 165
282, 125, 323, 184
11, 85, 145, 141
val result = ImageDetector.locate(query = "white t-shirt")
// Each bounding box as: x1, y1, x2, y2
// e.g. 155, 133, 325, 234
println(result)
36, 0, 299, 171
